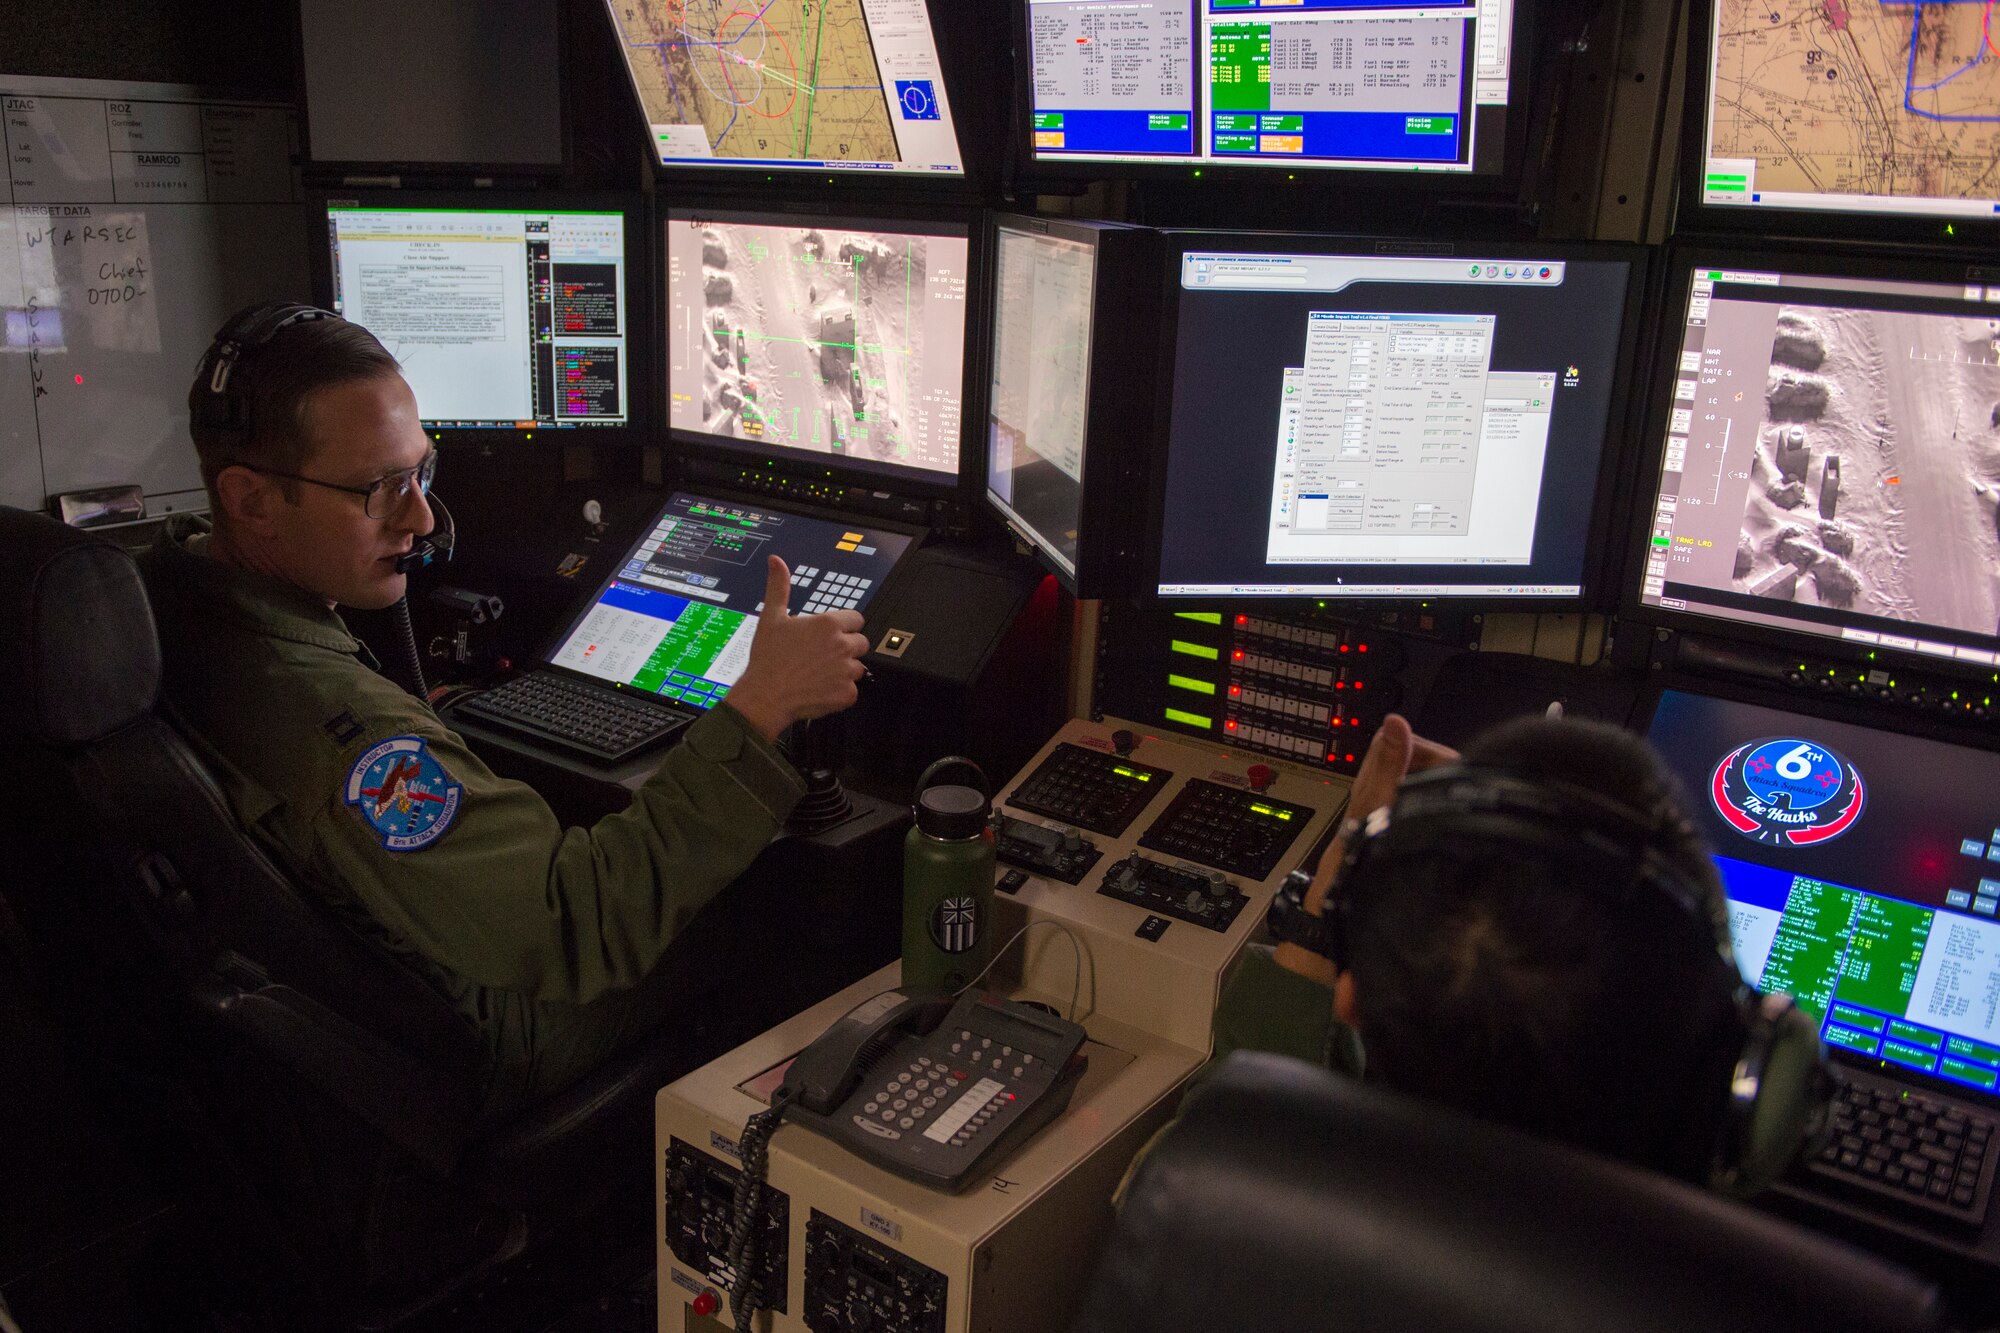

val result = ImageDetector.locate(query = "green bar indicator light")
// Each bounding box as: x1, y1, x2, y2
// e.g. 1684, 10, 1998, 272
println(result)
1169, 674, 1217, 695
1171, 639, 1221, 661
1165, 708, 1213, 730
1175, 611, 1224, 624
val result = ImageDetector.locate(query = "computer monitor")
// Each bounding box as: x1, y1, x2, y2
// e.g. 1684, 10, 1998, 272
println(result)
600, 0, 964, 178
544, 491, 916, 710
1630, 251, 2000, 671
318, 195, 638, 432
1022, 0, 1522, 177
663, 207, 974, 489
1148, 236, 1644, 604
985, 215, 1159, 596
1645, 685, 2000, 1103
1694, 0, 2000, 226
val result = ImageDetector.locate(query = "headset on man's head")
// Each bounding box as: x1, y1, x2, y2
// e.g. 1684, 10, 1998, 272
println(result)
1317, 764, 1830, 1195
190, 301, 452, 573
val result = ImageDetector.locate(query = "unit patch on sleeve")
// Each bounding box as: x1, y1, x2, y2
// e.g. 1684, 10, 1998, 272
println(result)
344, 736, 463, 852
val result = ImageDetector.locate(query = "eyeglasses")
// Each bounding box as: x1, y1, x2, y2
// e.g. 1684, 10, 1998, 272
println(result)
248, 450, 437, 520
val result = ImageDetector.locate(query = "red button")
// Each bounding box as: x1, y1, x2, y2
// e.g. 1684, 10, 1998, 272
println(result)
1246, 764, 1275, 792
951, 1070, 968, 1081
691, 1290, 720, 1317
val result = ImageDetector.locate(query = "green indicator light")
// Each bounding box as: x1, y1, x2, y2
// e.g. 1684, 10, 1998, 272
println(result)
1250, 803, 1273, 816
1169, 674, 1217, 695
1175, 611, 1224, 624
1113, 765, 1135, 777
1165, 708, 1213, 730
1651, 536, 1671, 547
1171, 639, 1221, 661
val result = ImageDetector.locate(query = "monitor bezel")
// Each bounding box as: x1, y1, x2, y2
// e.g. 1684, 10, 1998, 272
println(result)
982, 214, 1162, 598
535, 486, 930, 710
657, 198, 993, 500
1616, 241, 2000, 672
1677, 0, 2000, 248
307, 188, 653, 444
600, 0, 985, 192
1139, 229, 1655, 614
1632, 673, 2000, 1110
1008, 0, 1536, 194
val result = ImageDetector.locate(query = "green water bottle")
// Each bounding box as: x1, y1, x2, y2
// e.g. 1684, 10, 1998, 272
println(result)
902, 757, 995, 994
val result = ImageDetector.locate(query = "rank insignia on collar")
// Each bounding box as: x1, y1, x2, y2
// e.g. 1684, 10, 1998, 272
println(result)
322, 710, 364, 746
344, 736, 463, 852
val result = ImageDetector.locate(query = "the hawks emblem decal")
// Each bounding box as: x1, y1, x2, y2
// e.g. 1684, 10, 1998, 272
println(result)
345, 736, 463, 852
1711, 735, 1865, 847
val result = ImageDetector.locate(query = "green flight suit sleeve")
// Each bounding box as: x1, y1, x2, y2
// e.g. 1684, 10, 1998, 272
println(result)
1208, 944, 1356, 1076
307, 678, 803, 1006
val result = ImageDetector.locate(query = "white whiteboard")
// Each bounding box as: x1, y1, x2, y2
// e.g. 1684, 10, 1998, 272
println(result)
2, 75, 310, 514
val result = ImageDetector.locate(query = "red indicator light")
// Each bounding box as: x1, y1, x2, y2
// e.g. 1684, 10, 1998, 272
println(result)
1236, 615, 1247, 625
74, 374, 84, 385
1335, 681, 1346, 690
1358, 643, 1369, 653
1229, 686, 1241, 697
1339, 644, 1349, 653
1353, 681, 1364, 691
1326, 753, 1337, 762
1344, 753, 1356, 763
1225, 720, 1238, 731
1232, 650, 1244, 661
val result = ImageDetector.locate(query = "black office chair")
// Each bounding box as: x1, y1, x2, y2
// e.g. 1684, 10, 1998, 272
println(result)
0, 507, 730, 1329
1074, 1050, 1949, 1333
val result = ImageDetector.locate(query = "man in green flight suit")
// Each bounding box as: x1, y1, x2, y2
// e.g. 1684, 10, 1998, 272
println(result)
141, 304, 869, 1121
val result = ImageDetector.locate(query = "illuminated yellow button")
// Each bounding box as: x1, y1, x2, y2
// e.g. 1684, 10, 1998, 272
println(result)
842, 532, 866, 542
1259, 135, 1304, 154
838, 542, 859, 552
1034, 131, 1065, 149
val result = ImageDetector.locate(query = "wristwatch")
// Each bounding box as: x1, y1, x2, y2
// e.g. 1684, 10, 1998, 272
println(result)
1264, 867, 1337, 958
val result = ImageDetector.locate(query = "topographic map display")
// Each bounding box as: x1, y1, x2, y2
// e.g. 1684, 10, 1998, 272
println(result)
611, 0, 900, 164
1708, 0, 2000, 207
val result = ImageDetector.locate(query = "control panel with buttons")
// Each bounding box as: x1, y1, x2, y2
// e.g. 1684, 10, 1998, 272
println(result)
1137, 779, 1314, 880
1098, 853, 1250, 933
1005, 743, 1172, 837
994, 813, 1101, 884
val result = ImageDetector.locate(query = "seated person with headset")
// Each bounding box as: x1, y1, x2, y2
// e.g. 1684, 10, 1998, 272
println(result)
1239, 712, 1830, 1195
140, 302, 868, 1121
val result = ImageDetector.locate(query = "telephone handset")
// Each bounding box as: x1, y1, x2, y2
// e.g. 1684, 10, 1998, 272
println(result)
779, 988, 1089, 1192
781, 990, 953, 1115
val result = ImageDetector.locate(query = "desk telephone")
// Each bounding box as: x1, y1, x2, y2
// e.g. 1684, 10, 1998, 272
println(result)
781, 988, 1089, 1193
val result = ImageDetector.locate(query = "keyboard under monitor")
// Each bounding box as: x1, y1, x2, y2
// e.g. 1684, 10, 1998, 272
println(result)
1805, 1069, 1998, 1227
454, 672, 689, 764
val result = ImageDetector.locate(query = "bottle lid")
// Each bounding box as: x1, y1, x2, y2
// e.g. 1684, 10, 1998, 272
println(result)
916, 784, 988, 840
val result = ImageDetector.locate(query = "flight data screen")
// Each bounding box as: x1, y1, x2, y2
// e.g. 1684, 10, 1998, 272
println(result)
1648, 688, 2000, 1100
1700, 0, 2000, 220
665, 211, 969, 482
326, 206, 629, 429
602, 0, 964, 176
1636, 264, 2000, 667
1155, 249, 1633, 599
547, 492, 913, 709
1025, 0, 1515, 173
986, 222, 1098, 578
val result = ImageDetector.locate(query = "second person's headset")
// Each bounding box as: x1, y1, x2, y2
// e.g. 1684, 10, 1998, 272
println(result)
1315, 764, 1830, 1195
189, 301, 454, 573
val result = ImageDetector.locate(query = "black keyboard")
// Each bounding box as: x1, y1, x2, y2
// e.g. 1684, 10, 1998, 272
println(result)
1006, 743, 1171, 837
1807, 1076, 1997, 1225
455, 672, 688, 763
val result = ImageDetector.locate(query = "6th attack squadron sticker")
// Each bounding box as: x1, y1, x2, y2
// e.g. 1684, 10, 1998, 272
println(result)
1711, 736, 1865, 847
345, 736, 463, 852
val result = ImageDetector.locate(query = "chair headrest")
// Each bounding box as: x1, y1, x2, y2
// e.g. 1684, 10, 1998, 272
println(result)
1074, 1051, 1947, 1333
0, 507, 160, 746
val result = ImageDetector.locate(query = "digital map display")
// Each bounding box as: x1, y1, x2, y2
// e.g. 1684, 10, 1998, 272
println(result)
605, 0, 963, 173
665, 215, 969, 478
1704, 0, 2000, 216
